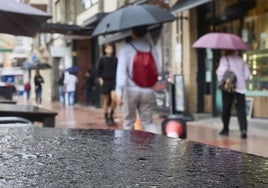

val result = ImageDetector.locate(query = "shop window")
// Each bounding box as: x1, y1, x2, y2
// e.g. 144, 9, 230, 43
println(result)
242, 15, 268, 51
244, 50, 268, 91
243, 1, 268, 92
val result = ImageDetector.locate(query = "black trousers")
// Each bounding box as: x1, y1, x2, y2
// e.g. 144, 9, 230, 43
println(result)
221, 91, 247, 132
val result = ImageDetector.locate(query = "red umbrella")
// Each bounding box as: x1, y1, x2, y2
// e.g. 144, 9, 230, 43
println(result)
192, 32, 248, 50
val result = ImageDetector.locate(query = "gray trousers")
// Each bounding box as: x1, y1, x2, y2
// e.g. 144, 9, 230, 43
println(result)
123, 88, 158, 134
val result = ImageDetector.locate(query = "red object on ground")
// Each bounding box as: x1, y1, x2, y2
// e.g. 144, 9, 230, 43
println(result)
165, 120, 184, 138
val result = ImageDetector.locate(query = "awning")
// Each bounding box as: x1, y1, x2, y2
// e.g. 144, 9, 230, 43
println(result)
39, 23, 92, 36
82, 13, 108, 28
0, 48, 12, 53
170, 0, 212, 14
98, 24, 161, 45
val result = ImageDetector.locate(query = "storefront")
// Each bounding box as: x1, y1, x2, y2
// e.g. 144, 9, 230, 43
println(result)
197, 0, 268, 118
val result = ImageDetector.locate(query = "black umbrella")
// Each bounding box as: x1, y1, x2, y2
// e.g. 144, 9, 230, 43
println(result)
24, 62, 52, 70
0, 0, 51, 37
92, 4, 175, 37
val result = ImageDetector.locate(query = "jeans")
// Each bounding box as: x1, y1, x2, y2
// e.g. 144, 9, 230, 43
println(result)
67, 91, 75, 106
58, 86, 65, 103
25, 91, 30, 101
35, 88, 42, 104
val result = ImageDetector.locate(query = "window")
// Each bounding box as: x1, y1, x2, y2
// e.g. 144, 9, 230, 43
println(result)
82, 0, 91, 9
243, 2, 268, 92
82, 0, 98, 10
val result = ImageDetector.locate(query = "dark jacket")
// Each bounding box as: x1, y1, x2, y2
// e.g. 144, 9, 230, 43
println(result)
97, 56, 118, 81
34, 75, 44, 90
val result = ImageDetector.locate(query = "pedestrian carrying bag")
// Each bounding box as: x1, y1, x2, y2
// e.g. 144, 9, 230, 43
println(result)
218, 57, 237, 93
128, 42, 158, 87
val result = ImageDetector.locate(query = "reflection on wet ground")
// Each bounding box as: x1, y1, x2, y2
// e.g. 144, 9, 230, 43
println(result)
13, 95, 268, 158
1, 128, 268, 187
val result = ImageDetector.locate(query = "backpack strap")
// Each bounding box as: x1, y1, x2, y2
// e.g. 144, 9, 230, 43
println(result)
129, 42, 138, 51
226, 56, 230, 70
129, 42, 152, 52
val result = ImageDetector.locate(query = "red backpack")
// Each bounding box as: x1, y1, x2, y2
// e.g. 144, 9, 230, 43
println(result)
129, 42, 158, 87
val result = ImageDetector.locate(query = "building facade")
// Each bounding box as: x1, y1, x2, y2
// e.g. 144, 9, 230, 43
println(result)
173, 0, 268, 118
25, 0, 268, 118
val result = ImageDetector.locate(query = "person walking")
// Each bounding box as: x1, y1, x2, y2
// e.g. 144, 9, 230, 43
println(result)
64, 71, 78, 107
116, 25, 161, 134
58, 72, 65, 104
216, 50, 250, 139
84, 68, 94, 105
34, 69, 44, 106
97, 43, 118, 126
24, 80, 31, 101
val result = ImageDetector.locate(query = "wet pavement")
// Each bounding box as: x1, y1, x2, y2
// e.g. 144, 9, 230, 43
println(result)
0, 96, 267, 187
1, 127, 268, 187
12, 95, 268, 159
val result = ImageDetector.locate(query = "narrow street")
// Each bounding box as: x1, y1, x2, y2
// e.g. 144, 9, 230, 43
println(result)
14, 95, 268, 158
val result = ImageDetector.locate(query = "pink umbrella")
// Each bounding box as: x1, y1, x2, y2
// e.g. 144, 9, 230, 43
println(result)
192, 32, 248, 50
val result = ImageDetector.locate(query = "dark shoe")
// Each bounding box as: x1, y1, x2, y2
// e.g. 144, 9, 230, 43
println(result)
219, 130, 229, 136
107, 117, 117, 127
241, 130, 247, 139
107, 111, 116, 126
105, 113, 109, 126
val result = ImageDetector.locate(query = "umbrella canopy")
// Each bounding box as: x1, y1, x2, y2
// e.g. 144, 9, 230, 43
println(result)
65, 66, 80, 74
23, 62, 52, 70
0, 0, 51, 37
192, 32, 248, 50
92, 4, 175, 36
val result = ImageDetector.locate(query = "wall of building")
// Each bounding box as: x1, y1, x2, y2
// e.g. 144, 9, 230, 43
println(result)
170, 9, 198, 113
76, 39, 92, 103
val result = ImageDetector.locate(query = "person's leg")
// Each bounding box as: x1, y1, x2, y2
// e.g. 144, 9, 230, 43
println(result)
39, 89, 42, 104
85, 88, 90, 105
235, 93, 247, 138
35, 89, 38, 104
220, 91, 234, 135
138, 91, 158, 134
102, 94, 110, 124
26, 91, 30, 100
36, 89, 41, 104
59, 86, 64, 103
69, 91, 75, 106
123, 89, 138, 130
67, 92, 70, 106
109, 90, 117, 124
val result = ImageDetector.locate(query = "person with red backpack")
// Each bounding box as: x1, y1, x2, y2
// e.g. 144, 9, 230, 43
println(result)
116, 25, 161, 133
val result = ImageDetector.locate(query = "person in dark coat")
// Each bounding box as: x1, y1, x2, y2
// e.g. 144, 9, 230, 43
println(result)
97, 43, 118, 126
34, 69, 44, 105
84, 68, 94, 105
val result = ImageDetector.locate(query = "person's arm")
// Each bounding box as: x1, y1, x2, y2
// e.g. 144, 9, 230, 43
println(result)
116, 45, 128, 105
63, 76, 68, 92
96, 57, 104, 85
244, 61, 250, 80
41, 76, 44, 83
152, 46, 161, 75
216, 56, 228, 82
